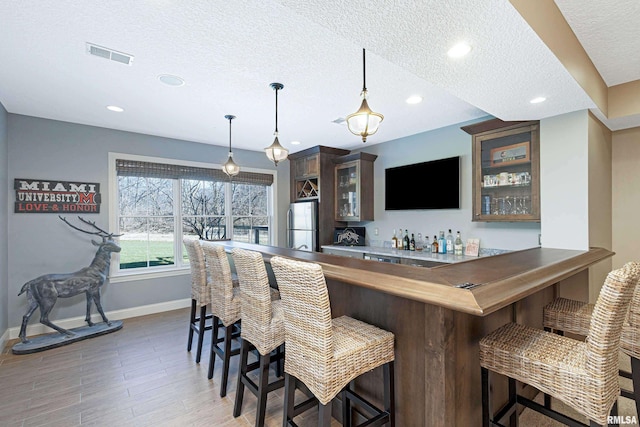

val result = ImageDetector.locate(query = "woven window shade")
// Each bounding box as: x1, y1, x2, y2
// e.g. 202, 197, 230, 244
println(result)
116, 159, 273, 186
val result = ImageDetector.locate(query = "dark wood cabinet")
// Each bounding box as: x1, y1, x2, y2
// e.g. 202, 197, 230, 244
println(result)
334, 152, 377, 222
462, 119, 540, 222
289, 146, 349, 247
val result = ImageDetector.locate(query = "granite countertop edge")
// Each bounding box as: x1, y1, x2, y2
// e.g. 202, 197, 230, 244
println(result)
320, 245, 509, 264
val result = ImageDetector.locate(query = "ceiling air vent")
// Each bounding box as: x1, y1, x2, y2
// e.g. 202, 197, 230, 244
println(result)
86, 43, 134, 65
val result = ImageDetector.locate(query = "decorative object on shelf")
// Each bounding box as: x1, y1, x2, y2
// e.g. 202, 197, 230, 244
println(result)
346, 48, 383, 143
222, 114, 240, 177
264, 82, 289, 166
489, 141, 530, 167
14, 216, 123, 353
333, 227, 366, 246
465, 238, 480, 257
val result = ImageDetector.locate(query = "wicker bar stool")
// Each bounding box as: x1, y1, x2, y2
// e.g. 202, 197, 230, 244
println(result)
479, 262, 640, 426
270, 256, 395, 427
183, 238, 212, 363
201, 241, 242, 397
231, 248, 285, 427
543, 269, 640, 416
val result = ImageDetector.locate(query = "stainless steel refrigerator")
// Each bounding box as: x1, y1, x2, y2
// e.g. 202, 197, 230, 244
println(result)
287, 200, 318, 252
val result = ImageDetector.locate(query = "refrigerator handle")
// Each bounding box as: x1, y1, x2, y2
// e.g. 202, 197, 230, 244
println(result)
286, 208, 292, 249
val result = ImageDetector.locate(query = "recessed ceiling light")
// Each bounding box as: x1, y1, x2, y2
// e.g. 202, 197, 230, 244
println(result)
406, 95, 423, 104
106, 105, 124, 112
158, 74, 185, 87
447, 42, 472, 58
530, 97, 546, 104
291, 141, 301, 145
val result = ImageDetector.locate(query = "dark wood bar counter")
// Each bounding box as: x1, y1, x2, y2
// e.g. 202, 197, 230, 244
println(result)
213, 241, 613, 426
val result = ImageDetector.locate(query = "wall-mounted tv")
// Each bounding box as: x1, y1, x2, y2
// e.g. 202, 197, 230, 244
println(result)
385, 156, 460, 210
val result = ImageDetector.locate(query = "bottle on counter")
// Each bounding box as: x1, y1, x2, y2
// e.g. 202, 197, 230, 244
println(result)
391, 229, 399, 249
416, 233, 424, 251
431, 235, 438, 253
438, 231, 446, 254
403, 229, 410, 250
454, 231, 463, 255
446, 229, 454, 254
410, 233, 416, 251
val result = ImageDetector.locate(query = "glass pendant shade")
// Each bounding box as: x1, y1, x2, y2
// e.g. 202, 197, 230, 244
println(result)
265, 82, 288, 166
222, 153, 240, 176
265, 134, 288, 166
347, 49, 383, 143
222, 115, 240, 177
346, 92, 384, 143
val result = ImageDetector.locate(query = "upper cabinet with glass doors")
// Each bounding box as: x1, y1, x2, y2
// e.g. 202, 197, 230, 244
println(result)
334, 152, 377, 222
462, 119, 540, 222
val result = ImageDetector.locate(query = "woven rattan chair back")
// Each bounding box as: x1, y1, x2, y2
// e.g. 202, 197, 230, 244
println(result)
586, 263, 640, 381
201, 241, 240, 327
231, 248, 279, 355
269, 256, 333, 362
621, 279, 640, 359
183, 238, 209, 306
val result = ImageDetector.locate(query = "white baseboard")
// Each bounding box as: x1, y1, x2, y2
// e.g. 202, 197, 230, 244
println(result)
8, 298, 191, 340
0, 328, 9, 353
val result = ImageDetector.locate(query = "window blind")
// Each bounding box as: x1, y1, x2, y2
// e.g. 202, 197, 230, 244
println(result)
116, 159, 274, 186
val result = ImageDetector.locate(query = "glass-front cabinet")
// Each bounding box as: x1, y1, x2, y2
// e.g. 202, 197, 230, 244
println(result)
334, 152, 377, 222
464, 120, 540, 222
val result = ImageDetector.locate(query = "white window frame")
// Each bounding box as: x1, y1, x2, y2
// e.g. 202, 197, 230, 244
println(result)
108, 152, 278, 282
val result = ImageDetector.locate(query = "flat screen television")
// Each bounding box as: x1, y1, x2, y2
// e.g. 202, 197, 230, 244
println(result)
385, 156, 460, 210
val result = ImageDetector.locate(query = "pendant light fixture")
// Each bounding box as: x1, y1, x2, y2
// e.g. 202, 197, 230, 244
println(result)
222, 114, 240, 177
264, 82, 289, 166
346, 48, 384, 143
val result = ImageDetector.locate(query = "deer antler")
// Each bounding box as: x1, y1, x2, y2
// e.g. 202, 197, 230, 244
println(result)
58, 216, 124, 238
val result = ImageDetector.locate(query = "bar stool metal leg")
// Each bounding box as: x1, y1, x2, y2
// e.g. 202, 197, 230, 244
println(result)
632, 356, 640, 420
208, 316, 220, 379
187, 299, 196, 352
233, 338, 251, 418
384, 361, 395, 427
195, 305, 206, 363
283, 373, 296, 427
221, 322, 234, 397
318, 402, 331, 427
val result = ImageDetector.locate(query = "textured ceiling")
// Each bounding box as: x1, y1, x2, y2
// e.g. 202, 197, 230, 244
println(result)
0, 1, 635, 155
555, 0, 640, 87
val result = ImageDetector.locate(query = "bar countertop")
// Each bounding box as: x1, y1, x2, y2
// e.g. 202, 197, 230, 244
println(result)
214, 241, 613, 316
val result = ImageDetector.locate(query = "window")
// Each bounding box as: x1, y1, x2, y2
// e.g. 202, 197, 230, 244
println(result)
111, 154, 275, 275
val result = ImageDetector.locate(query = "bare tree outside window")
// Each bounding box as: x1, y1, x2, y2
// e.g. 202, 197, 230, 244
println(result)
232, 183, 269, 244
116, 172, 271, 271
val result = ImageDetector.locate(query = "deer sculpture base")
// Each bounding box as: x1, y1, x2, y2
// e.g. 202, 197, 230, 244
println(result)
12, 320, 123, 354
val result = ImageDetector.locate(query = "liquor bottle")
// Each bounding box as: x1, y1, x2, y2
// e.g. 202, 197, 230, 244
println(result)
410, 233, 416, 251
446, 229, 454, 254
431, 235, 438, 253
416, 233, 424, 251
454, 231, 463, 255
391, 229, 399, 249
438, 231, 446, 254
403, 229, 410, 250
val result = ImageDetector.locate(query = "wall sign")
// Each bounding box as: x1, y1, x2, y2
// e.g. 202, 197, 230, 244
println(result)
14, 179, 101, 213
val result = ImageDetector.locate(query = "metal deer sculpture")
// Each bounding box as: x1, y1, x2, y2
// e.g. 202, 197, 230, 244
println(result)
18, 216, 122, 343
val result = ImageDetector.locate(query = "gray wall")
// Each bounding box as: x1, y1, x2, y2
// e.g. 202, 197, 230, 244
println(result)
7, 114, 289, 330
352, 118, 541, 251
0, 102, 8, 337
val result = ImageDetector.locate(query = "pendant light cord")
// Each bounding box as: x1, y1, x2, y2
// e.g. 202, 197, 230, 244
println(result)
362, 48, 367, 92
274, 86, 279, 134
228, 116, 232, 153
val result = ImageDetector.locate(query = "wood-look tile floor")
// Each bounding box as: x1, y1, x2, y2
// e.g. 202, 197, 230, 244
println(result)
0, 308, 339, 427
1, 308, 637, 426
